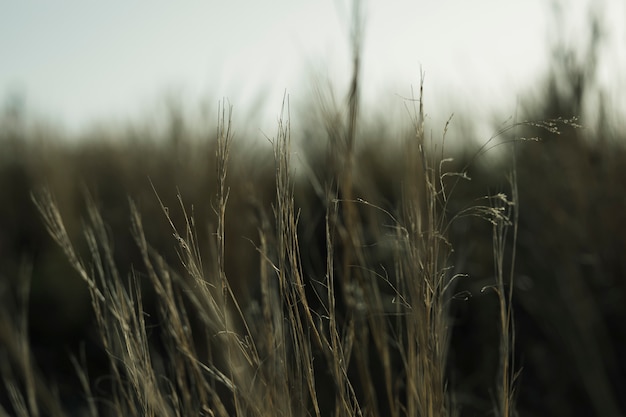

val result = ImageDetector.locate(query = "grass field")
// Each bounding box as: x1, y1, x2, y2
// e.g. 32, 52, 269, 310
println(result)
1, 15, 626, 417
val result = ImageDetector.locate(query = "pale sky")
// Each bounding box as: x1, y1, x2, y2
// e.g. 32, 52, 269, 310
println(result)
1, 0, 623, 137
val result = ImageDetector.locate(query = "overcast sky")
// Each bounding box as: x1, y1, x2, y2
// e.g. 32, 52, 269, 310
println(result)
1, 0, 624, 136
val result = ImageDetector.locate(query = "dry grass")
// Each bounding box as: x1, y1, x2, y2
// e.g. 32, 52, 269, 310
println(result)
3, 7, 624, 416
0, 40, 572, 414
0, 69, 532, 416
2, 78, 621, 416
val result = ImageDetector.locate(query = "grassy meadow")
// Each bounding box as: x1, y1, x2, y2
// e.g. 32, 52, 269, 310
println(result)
2, 21, 626, 417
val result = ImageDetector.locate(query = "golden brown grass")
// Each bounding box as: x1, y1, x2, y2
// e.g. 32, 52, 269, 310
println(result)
10, 74, 530, 417
4, 66, 613, 416
3, 6, 609, 413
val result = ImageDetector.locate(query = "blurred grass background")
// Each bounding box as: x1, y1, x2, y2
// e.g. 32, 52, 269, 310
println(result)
1, 6, 626, 417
